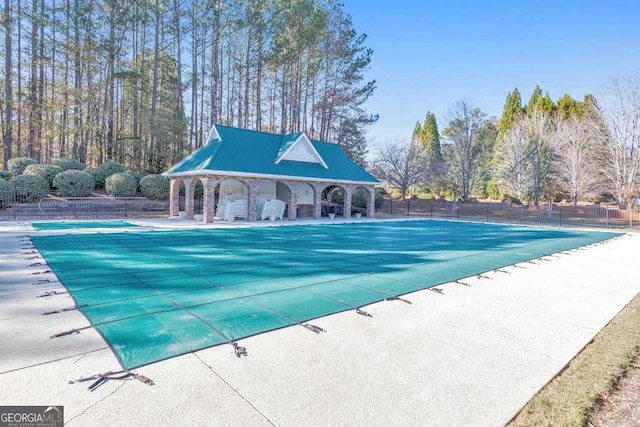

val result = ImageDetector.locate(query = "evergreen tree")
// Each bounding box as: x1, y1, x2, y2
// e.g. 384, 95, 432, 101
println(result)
525, 85, 555, 115
557, 93, 580, 120
411, 121, 422, 141
498, 88, 523, 136
542, 92, 555, 114
420, 111, 442, 165
525, 85, 543, 115
490, 88, 524, 199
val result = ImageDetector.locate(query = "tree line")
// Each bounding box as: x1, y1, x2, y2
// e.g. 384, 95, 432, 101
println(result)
373, 78, 640, 221
0, 0, 376, 173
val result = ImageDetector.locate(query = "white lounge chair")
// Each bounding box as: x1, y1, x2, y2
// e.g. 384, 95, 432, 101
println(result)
254, 194, 272, 218
260, 199, 286, 221
222, 198, 248, 222
217, 194, 246, 220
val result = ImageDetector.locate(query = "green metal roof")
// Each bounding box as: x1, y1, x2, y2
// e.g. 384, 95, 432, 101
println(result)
165, 125, 378, 184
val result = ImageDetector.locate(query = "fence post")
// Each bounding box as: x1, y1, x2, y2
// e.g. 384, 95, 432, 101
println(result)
486, 205, 489, 222
605, 206, 609, 229
430, 204, 433, 218
520, 206, 523, 223
407, 198, 410, 216
559, 205, 563, 226
390, 199, 393, 215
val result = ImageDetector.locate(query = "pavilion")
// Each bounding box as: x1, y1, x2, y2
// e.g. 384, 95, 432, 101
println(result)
163, 124, 378, 222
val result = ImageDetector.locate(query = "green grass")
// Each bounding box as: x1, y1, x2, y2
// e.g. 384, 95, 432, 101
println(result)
508, 292, 640, 427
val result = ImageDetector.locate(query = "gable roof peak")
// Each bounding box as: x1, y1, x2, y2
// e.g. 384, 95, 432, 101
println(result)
275, 132, 328, 169
204, 124, 221, 145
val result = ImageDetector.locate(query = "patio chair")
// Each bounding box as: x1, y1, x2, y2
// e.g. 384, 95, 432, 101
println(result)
260, 199, 286, 221
254, 194, 272, 219
223, 198, 248, 222
217, 194, 246, 219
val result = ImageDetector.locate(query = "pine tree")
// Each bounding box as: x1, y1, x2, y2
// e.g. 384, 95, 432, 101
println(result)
498, 88, 523, 136
525, 85, 543, 115
542, 92, 555, 114
411, 121, 421, 141
420, 111, 442, 166
557, 93, 580, 120
525, 85, 555, 115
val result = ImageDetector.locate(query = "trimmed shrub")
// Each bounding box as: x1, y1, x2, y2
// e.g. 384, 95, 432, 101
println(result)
125, 170, 142, 190
105, 172, 137, 197
53, 157, 85, 171
83, 167, 98, 187
352, 188, 367, 214
23, 164, 64, 187
330, 188, 344, 204
350, 187, 384, 214
8, 157, 36, 176
0, 179, 12, 209
139, 174, 170, 200
87, 161, 127, 188
53, 170, 95, 197
0, 170, 11, 181
97, 161, 126, 186
10, 174, 48, 202
125, 170, 142, 181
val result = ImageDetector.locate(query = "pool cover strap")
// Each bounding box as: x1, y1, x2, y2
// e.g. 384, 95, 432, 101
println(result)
68, 370, 155, 392
42, 304, 87, 315
302, 323, 325, 334
385, 296, 412, 305
233, 343, 248, 357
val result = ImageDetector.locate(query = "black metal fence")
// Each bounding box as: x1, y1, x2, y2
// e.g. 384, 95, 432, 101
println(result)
378, 198, 640, 230
0, 196, 170, 220
2, 194, 639, 230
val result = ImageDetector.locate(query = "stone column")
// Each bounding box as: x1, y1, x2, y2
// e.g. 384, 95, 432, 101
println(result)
169, 179, 180, 217
202, 178, 217, 223
343, 186, 353, 218
313, 184, 323, 219
367, 186, 376, 218
183, 178, 194, 219
247, 180, 262, 222
288, 182, 297, 220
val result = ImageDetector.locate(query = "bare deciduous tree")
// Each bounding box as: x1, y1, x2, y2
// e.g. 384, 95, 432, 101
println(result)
551, 112, 603, 206
442, 100, 492, 200
596, 76, 640, 224
495, 115, 531, 200
372, 139, 429, 199
527, 109, 554, 205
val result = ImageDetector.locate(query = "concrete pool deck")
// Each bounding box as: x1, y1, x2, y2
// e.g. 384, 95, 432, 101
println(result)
1, 218, 639, 426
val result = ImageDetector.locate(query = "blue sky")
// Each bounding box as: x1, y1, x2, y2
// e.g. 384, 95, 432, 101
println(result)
342, 0, 640, 146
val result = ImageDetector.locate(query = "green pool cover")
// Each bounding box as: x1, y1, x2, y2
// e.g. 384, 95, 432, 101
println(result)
31, 220, 619, 369
32, 220, 137, 230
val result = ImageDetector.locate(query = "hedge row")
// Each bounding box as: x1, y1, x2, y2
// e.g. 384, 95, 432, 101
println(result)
2, 157, 173, 206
